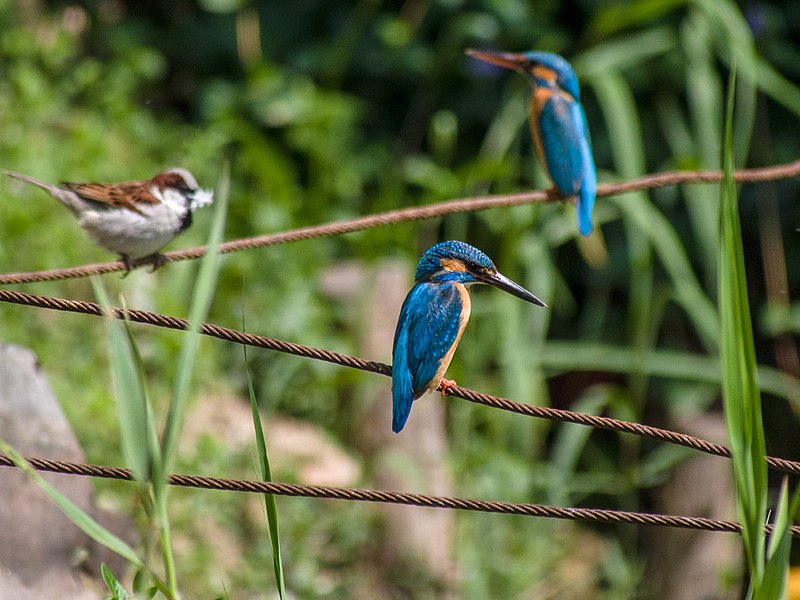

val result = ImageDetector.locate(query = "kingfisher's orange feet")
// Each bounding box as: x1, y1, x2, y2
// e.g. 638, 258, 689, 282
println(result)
439, 378, 457, 397
545, 186, 561, 200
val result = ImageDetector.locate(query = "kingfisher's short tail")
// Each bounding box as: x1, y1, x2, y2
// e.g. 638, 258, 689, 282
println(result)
576, 143, 597, 236
577, 185, 595, 235
392, 386, 414, 433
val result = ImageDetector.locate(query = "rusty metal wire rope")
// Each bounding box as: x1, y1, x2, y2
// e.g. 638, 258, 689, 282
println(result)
1, 287, 799, 477
2, 159, 800, 285
1, 452, 797, 537
1, 163, 798, 548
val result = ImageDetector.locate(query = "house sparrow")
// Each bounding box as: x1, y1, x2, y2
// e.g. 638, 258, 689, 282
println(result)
3, 168, 214, 271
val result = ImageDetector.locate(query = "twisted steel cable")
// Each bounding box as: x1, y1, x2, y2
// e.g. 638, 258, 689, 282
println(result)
2, 159, 800, 284
1, 287, 799, 476
1, 453, 796, 536
3, 162, 800, 543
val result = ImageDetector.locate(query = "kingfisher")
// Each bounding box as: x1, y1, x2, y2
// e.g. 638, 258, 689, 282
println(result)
391, 241, 546, 432
467, 49, 597, 236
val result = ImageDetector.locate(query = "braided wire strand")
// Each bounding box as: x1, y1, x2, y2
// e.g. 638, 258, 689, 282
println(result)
2, 163, 800, 542
2, 160, 800, 284
1, 453, 796, 537
1, 287, 799, 476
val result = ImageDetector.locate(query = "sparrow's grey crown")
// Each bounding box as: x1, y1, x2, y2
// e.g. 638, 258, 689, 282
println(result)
158, 168, 214, 210
163, 168, 200, 191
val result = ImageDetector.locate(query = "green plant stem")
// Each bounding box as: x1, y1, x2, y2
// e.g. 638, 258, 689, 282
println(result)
159, 493, 179, 599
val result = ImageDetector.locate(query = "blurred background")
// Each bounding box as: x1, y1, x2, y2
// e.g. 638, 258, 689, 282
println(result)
1, 0, 800, 598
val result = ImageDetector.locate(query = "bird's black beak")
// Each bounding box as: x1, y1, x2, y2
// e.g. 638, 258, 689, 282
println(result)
479, 271, 546, 307
465, 49, 531, 74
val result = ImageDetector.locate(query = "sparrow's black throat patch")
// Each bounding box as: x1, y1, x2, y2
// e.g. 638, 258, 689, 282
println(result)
179, 208, 193, 233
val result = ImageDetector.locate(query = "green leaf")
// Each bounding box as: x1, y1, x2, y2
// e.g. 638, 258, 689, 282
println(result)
92, 281, 160, 486
574, 26, 677, 77
589, 0, 688, 37
717, 66, 767, 587
158, 164, 229, 597
160, 161, 230, 473
101, 563, 130, 600
535, 342, 800, 406
761, 478, 800, 599
132, 568, 159, 597
587, 69, 654, 407
589, 66, 719, 352
245, 333, 286, 598
755, 57, 800, 117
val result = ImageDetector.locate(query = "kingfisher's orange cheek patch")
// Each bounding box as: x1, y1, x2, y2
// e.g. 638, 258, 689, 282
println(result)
533, 65, 557, 84
441, 258, 467, 273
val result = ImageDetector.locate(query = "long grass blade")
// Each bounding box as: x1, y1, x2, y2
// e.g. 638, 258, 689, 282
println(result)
155, 163, 230, 596
92, 281, 159, 486
609, 193, 719, 350
160, 161, 230, 472
245, 347, 286, 598
575, 26, 676, 76
536, 342, 800, 405
718, 66, 767, 587
588, 69, 653, 408
760, 478, 800, 599
755, 57, 800, 117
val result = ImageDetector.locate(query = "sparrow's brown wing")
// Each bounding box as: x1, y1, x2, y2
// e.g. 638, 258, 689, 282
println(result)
61, 181, 160, 214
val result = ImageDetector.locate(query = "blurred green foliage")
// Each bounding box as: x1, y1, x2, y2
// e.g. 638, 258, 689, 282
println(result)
2, 0, 800, 598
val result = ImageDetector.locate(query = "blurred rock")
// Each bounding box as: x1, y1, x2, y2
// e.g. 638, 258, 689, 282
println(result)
643, 412, 741, 600
183, 393, 361, 487
0, 342, 134, 600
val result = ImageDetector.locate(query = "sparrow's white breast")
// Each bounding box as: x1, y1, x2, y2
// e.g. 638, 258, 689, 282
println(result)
77, 190, 188, 259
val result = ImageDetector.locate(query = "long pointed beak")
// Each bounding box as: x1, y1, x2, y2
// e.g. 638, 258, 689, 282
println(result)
465, 49, 530, 74
479, 271, 547, 307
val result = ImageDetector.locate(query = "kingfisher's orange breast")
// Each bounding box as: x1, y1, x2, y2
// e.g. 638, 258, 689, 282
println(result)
529, 88, 552, 173
427, 282, 472, 392
529, 86, 578, 184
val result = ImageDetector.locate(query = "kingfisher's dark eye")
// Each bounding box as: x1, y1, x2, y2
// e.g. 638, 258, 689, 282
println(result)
466, 260, 479, 272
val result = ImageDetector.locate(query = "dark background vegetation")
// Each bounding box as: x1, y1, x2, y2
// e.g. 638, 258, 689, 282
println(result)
2, 0, 800, 597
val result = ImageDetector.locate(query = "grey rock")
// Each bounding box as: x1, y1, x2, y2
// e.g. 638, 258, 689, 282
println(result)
0, 343, 133, 599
